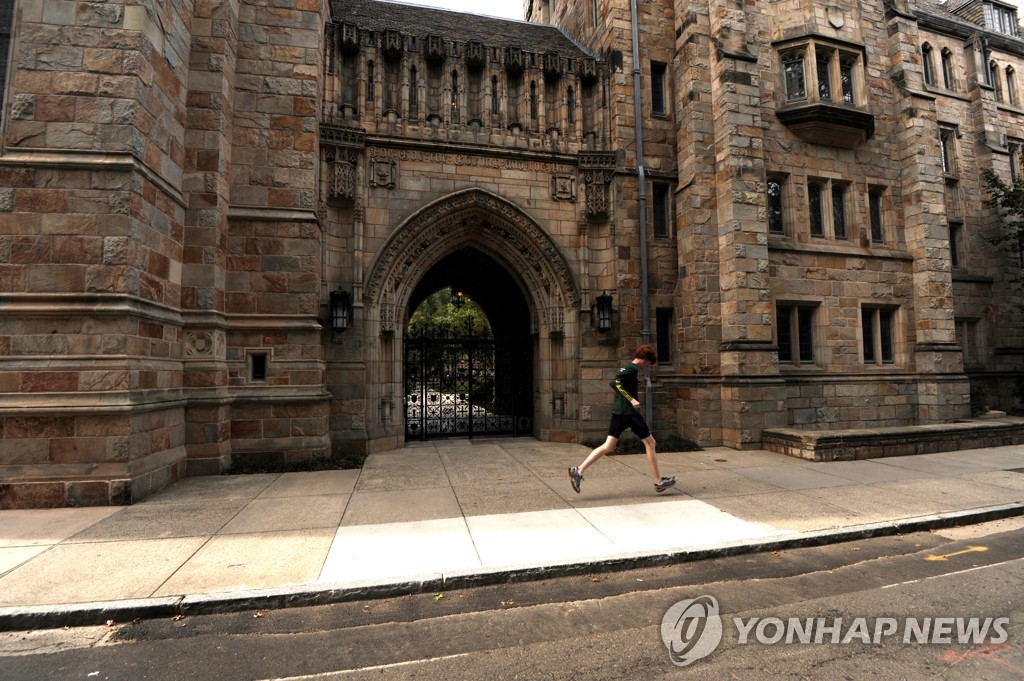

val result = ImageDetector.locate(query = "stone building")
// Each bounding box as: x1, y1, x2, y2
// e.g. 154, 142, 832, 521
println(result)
1, 0, 1022, 507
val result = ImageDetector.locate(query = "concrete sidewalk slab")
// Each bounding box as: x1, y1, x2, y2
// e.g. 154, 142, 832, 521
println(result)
0, 439, 1021, 630
320, 517, 480, 582
257, 470, 360, 498
153, 529, 336, 596
0, 507, 120, 547
0, 537, 207, 607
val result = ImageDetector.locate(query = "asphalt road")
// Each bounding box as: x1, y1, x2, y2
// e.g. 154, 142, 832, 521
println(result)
2, 516, 1022, 680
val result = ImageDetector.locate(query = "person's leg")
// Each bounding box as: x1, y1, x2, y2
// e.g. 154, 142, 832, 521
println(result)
579, 435, 618, 474
641, 434, 661, 481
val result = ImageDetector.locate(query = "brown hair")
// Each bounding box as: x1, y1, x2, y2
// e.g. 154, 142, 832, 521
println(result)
633, 344, 658, 364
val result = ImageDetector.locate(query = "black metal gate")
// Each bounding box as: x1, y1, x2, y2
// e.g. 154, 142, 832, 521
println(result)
404, 331, 533, 439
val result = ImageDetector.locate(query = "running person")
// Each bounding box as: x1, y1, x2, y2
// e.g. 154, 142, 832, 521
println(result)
568, 344, 676, 494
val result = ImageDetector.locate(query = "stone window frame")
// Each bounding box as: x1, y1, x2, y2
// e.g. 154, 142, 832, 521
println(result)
656, 307, 674, 365
955, 317, 986, 369
941, 48, 956, 90
868, 185, 887, 244
990, 60, 1002, 100
806, 176, 850, 241
776, 301, 820, 368
767, 174, 788, 235
1006, 66, 1018, 106
248, 349, 272, 383
779, 40, 865, 108
650, 60, 668, 116
984, 1, 1020, 37
651, 180, 672, 239
1009, 138, 1022, 184
861, 305, 898, 366
939, 125, 960, 179
922, 42, 935, 86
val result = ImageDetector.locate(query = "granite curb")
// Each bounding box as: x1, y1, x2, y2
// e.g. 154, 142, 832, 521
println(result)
1, 502, 1021, 632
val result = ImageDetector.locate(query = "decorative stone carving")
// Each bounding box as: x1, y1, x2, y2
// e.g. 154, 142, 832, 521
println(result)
550, 174, 577, 202
578, 57, 598, 85
505, 46, 524, 76
364, 188, 581, 308
465, 40, 486, 72
320, 123, 365, 149
326, 150, 357, 205
369, 158, 397, 189
382, 29, 404, 62
425, 34, 446, 66
340, 22, 359, 56
379, 302, 397, 336
185, 330, 225, 358
543, 52, 563, 80
546, 306, 565, 337
578, 152, 617, 222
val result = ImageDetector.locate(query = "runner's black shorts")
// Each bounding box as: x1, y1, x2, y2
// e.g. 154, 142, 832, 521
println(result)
608, 412, 651, 440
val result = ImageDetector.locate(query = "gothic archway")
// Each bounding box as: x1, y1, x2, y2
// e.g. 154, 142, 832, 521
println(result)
361, 188, 581, 443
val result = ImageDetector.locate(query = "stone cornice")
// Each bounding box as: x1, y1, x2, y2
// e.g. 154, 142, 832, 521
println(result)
227, 206, 320, 223
0, 149, 186, 208
0, 293, 184, 325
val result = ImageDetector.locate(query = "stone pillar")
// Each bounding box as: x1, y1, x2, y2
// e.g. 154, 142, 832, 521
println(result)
0, 1, 192, 506
180, 0, 239, 474
707, 0, 782, 448
884, 6, 968, 423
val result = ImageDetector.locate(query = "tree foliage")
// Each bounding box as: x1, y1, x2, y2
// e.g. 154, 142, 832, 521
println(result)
981, 167, 1024, 290
406, 289, 492, 337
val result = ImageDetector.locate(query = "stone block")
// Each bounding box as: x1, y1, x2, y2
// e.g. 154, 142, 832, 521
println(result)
0, 482, 66, 509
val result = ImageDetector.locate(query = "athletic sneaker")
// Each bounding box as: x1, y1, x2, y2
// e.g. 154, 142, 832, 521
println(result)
655, 476, 677, 493
568, 466, 583, 493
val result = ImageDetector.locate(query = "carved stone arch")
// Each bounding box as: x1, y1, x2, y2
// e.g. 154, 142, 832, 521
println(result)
363, 188, 581, 335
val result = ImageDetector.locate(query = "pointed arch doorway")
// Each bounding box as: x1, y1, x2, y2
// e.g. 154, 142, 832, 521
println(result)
361, 188, 582, 447
403, 249, 533, 440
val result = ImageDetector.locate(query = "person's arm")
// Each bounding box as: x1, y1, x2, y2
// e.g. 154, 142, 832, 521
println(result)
611, 366, 641, 407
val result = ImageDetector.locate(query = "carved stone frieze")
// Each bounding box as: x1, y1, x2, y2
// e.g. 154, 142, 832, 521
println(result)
364, 189, 581, 310
320, 123, 366, 149
578, 152, 616, 222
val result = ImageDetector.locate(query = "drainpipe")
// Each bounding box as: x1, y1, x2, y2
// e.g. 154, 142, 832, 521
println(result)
629, 0, 653, 425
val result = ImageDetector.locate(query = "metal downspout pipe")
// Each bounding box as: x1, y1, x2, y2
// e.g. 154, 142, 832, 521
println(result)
629, 0, 654, 424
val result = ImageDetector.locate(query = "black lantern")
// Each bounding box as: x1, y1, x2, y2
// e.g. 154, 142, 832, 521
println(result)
451, 288, 465, 310
329, 287, 351, 332
596, 291, 613, 333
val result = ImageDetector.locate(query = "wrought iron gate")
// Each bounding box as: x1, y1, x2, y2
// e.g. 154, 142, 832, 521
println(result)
404, 331, 533, 439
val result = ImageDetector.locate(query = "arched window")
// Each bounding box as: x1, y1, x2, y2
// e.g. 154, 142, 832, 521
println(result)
922, 43, 935, 86
451, 70, 459, 113
1008, 66, 1018, 106
941, 49, 954, 89
991, 60, 1002, 100
567, 86, 575, 124
530, 81, 538, 120
491, 75, 499, 114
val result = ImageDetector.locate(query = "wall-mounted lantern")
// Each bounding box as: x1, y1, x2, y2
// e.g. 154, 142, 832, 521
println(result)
330, 287, 352, 332
596, 291, 613, 333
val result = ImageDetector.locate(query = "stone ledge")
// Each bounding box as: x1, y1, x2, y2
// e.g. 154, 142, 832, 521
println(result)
763, 417, 1024, 461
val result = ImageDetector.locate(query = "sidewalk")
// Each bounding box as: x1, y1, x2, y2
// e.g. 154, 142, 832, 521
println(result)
1, 439, 1023, 630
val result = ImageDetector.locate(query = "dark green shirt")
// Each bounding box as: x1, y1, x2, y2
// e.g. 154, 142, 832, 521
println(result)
610, 362, 640, 415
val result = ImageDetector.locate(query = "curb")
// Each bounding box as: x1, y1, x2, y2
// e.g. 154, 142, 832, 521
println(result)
1, 502, 1021, 632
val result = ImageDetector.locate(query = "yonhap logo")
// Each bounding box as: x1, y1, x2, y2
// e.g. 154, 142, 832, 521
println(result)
660, 595, 724, 666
